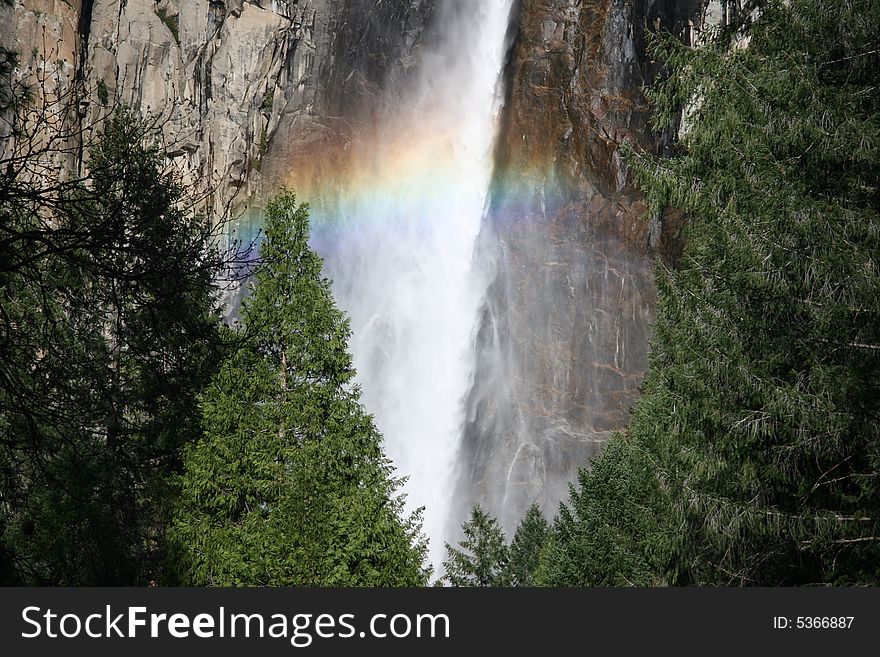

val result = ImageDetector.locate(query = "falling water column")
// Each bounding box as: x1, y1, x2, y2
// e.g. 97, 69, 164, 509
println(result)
313, 0, 516, 569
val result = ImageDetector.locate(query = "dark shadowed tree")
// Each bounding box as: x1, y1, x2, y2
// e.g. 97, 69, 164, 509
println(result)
0, 105, 226, 584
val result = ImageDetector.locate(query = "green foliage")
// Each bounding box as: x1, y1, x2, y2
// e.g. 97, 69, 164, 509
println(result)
261, 89, 275, 114
442, 505, 510, 586
583, 0, 880, 585
506, 503, 549, 586
0, 107, 223, 584
157, 7, 180, 46
537, 437, 666, 586
97, 79, 109, 105
0, 46, 27, 112
168, 191, 428, 586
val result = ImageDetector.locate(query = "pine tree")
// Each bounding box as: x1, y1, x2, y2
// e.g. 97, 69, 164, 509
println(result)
1, 107, 223, 584
442, 505, 510, 586
507, 503, 549, 586
168, 191, 428, 586
536, 438, 664, 586
544, 0, 879, 586
622, 0, 880, 585
0, 1, 20, 114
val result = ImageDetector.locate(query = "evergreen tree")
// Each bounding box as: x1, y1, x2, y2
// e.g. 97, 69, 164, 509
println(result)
536, 439, 664, 586
546, 0, 880, 586
442, 505, 509, 586
0, 107, 224, 584
168, 191, 428, 586
0, 1, 19, 114
507, 503, 549, 586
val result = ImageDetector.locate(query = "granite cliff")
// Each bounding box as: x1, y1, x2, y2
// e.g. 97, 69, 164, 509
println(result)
456, 0, 705, 530
0, 0, 435, 217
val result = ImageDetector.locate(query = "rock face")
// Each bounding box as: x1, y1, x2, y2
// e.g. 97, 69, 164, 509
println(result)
455, 0, 703, 531
259, 0, 437, 206
0, 0, 435, 217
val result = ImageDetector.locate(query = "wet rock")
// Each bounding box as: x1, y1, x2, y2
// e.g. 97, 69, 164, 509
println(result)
456, 0, 703, 531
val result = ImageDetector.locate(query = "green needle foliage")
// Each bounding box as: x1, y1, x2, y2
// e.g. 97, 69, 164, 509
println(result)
1, 108, 223, 584
507, 503, 549, 586
442, 505, 510, 586
169, 191, 428, 586
537, 437, 663, 586
547, 0, 880, 586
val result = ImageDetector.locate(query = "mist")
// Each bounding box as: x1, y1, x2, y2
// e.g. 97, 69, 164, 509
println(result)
312, 0, 515, 569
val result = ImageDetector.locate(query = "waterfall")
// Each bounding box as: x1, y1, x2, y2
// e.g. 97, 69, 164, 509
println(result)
312, 0, 515, 569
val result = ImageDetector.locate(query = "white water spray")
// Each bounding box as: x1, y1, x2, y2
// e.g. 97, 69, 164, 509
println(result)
315, 1, 514, 569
